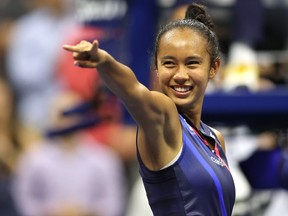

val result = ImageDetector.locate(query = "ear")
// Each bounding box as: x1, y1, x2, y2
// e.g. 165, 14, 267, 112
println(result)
209, 58, 220, 79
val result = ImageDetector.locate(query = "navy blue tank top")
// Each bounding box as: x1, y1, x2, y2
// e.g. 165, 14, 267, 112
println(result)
137, 114, 235, 216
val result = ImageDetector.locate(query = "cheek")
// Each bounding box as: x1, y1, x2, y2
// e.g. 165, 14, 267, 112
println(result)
190, 69, 209, 83
189, 71, 210, 92
157, 70, 174, 87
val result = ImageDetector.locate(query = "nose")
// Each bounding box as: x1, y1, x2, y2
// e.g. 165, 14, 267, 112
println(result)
174, 66, 189, 84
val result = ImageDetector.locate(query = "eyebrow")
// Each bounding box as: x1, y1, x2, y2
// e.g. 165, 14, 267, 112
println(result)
160, 56, 176, 60
160, 55, 202, 61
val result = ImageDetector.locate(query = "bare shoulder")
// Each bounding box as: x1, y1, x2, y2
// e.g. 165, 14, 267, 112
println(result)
138, 90, 178, 123
209, 126, 226, 153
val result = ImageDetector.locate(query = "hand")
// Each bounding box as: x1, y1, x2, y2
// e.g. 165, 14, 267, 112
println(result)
63, 40, 105, 68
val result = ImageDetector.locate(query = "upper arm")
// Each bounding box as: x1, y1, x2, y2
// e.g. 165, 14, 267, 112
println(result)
132, 90, 182, 170
95, 58, 182, 169
124, 85, 175, 130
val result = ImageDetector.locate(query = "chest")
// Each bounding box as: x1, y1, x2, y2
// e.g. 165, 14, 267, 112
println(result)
178, 126, 235, 200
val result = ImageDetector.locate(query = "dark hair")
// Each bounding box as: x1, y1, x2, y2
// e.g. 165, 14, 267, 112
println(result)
153, 3, 220, 68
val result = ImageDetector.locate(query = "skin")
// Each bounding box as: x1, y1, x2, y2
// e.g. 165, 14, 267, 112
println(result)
63, 27, 223, 171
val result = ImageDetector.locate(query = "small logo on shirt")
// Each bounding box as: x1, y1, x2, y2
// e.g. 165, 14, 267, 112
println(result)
210, 156, 224, 167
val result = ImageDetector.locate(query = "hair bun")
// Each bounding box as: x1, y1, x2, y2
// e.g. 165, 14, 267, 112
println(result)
184, 3, 214, 30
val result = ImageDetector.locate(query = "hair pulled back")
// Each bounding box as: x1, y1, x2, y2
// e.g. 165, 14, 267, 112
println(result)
154, 3, 220, 68
184, 3, 215, 30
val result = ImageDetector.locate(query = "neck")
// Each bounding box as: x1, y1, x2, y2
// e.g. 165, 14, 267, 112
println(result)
179, 111, 201, 129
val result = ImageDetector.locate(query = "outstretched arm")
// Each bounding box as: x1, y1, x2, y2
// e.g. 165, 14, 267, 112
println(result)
63, 40, 175, 129
63, 40, 182, 170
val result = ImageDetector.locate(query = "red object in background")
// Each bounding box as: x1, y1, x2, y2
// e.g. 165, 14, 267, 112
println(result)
56, 25, 123, 144
57, 25, 105, 100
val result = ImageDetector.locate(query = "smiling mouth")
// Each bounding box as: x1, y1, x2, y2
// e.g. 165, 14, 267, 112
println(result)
172, 86, 192, 93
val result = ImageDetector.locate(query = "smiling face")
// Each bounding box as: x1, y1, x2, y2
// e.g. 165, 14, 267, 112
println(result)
156, 27, 218, 111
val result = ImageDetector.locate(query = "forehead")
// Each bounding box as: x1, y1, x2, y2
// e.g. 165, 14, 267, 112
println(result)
158, 28, 207, 55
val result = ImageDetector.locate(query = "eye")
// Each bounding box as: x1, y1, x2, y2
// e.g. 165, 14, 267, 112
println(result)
186, 59, 201, 69
187, 60, 199, 65
162, 60, 176, 68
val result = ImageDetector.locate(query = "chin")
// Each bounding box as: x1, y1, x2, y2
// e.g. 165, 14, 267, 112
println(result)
173, 98, 191, 108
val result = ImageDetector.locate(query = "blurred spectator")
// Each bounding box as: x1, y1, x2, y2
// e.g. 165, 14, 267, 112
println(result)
5, 0, 75, 134
221, 0, 263, 92
211, 0, 288, 91
12, 90, 127, 216
221, 126, 288, 216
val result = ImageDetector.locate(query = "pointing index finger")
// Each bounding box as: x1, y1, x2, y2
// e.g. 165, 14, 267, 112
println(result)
63, 44, 81, 52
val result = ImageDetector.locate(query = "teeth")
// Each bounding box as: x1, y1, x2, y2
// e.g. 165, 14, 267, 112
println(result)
174, 86, 191, 92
